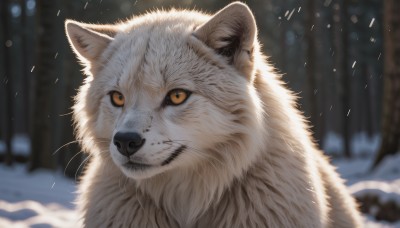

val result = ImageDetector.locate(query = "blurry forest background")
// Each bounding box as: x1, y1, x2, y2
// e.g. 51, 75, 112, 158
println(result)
0, 0, 399, 177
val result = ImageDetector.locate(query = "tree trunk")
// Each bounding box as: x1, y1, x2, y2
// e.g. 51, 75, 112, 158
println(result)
2, 0, 14, 166
305, 0, 320, 145
60, 0, 84, 178
19, 0, 30, 137
332, 0, 352, 158
372, 0, 400, 168
362, 64, 373, 137
29, 0, 59, 171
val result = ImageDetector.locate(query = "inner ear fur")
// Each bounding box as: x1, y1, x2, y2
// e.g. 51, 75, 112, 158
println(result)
194, 2, 257, 78
65, 20, 118, 64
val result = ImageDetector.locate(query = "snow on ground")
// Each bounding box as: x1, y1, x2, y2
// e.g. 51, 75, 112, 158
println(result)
0, 165, 80, 228
0, 153, 399, 227
334, 154, 400, 228
364, 216, 400, 228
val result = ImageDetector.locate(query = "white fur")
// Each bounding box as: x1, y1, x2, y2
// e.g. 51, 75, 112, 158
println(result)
66, 2, 362, 227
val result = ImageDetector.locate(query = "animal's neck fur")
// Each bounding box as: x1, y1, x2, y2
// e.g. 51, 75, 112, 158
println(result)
136, 133, 265, 226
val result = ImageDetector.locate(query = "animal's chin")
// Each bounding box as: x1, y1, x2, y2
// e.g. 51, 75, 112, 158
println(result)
119, 161, 163, 180
123, 161, 152, 171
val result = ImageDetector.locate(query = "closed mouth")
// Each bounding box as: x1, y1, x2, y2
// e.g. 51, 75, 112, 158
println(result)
161, 145, 187, 166
123, 161, 152, 170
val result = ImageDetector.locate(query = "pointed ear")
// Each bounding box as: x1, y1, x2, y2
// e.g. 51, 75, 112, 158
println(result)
65, 20, 117, 63
193, 2, 257, 77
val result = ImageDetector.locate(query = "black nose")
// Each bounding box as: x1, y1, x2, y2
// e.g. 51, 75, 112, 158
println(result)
113, 132, 145, 157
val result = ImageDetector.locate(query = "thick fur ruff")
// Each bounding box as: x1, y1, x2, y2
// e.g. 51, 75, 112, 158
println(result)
66, 2, 362, 227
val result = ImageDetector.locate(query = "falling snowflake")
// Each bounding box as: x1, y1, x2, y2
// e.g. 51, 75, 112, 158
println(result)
369, 18, 375, 28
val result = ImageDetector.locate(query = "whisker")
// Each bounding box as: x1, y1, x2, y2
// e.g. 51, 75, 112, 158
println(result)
136, 186, 145, 211
123, 174, 129, 193
59, 111, 74, 116
53, 140, 82, 155
64, 151, 84, 177
75, 154, 92, 182
118, 174, 129, 193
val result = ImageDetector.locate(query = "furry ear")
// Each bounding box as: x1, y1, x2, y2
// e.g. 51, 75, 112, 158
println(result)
65, 20, 116, 63
193, 2, 257, 77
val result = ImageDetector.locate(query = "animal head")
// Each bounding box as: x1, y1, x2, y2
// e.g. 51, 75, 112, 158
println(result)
66, 2, 266, 180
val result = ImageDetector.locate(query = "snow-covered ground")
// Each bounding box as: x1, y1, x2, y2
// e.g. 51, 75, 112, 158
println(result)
335, 154, 400, 228
0, 166, 80, 228
0, 154, 399, 227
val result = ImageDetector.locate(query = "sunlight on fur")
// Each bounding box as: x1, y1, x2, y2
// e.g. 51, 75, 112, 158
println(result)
65, 2, 362, 227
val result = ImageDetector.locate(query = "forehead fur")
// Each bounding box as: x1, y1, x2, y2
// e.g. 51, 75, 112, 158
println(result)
96, 10, 244, 103
102, 11, 209, 82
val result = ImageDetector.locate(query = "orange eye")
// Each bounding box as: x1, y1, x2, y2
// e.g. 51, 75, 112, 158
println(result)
109, 91, 125, 107
168, 89, 190, 105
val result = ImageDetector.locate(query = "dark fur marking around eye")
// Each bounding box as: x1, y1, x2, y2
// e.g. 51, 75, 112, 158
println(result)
161, 145, 187, 166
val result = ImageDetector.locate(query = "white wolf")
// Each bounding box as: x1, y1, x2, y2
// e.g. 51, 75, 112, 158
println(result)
65, 2, 362, 227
